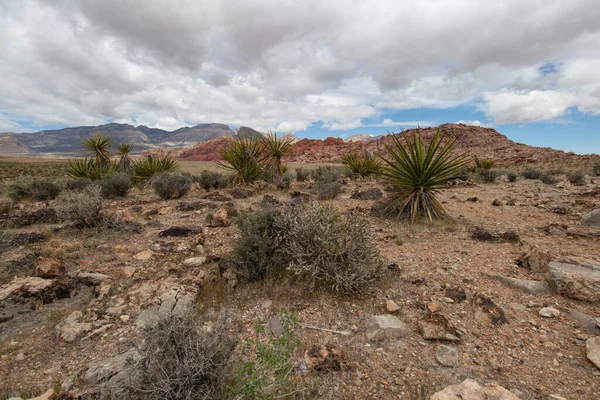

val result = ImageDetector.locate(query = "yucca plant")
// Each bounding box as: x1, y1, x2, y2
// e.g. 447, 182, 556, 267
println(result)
131, 155, 178, 182
83, 132, 112, 170
217, 137, 266, 184
66, 157, 118, 180
116, 143, 134, 173
342, 151, 382, 178
262, 132, 295, 176
379, 129, 470, 223
479, 158, 495, 170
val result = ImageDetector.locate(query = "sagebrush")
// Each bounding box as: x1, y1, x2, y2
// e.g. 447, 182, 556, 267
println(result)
152, 173, 193, 200
55, 185, 104, 227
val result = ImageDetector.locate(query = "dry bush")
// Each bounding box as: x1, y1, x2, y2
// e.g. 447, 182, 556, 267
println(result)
522, 168, 541, 179
65, 178, 93, 191
100, 172, 133, 199
315, 181, 342, 200
507, 172, 517, 182
567, 171, 585, 186
5, 178, 61, 201
540, 173, 558, 185
0, 197, 13, 214
478, 169, 499, 183
130, 314, 232, 400
594, 163, 600, 177
55, 185, 104, 227
195, 171, 230, 191
295, 168, 310, 182
152, 173, 193, 200
275, 203, 380, 295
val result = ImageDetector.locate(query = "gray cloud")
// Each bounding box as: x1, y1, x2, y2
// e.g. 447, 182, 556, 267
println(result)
1, 0, 600, 131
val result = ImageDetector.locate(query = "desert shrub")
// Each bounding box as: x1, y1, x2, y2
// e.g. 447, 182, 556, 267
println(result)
295, 168, 310, 182
507, 172, 517, 182
65, 178, 93, 191
279, 172, 294, 190
594, 163, 600, 177
0, 197, 12, 214
131, 314, 232, 400
540, 173, 558, 185
195, 171, 230, 191
522, 168, 541, 179
152, 173, 193, 200
311, 166, 341, 183
5, 181, 32, 201
5, 178, 60, 201
55, 185, 103, 227
341, 151, 382, 178
315, 181, 342, 200
233, 210, 281, 281
548, 167, 565, 176
479, 158, 495, 169
274, 203, 380, 295
131, 156, 179, 182
379, 129, 469, 222
100, 173, 132, 199
567, 171, 585, 186
478, 169, 499, 183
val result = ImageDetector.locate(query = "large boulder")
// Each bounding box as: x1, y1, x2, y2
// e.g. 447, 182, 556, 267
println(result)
582, 209, 600, 227
430, 379, 520, 400
548, 261, 600, 302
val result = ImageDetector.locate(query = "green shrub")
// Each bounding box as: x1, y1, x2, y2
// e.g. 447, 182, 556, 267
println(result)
65, 178, 93, 191
567, 171, 585, 186
478, 169, 499, 183
218, 138, 266, 184
279, 172, 294, 190
151, 173, 192, 200
5, 181, 31, 201
479, 158, 495, 169
594, 163, 600, 177
195, 170, 230, 191
507, 172, 517, 182
311, 166, 341, 183
341, 151, 382, 178
5, 178, 60, 201
295, 168, 310, 182
315, 181, 342, 200
55, 185, 103, 227
131, 156, 178, 182
0, 197, 12, 214
100, 173, 132, 199
540, 173, 558, 185
379, 129, 469, 222
522, 168, 541, 179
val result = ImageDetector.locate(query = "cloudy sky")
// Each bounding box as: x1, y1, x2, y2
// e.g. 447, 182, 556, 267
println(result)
1, 0, 600, 153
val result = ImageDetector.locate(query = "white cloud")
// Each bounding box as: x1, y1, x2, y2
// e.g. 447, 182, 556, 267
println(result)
321, 119, 364, 131
482, 89, 578, 124
455, 120, 493, 128
0, 0, 599, 132
372, 119, 436, 127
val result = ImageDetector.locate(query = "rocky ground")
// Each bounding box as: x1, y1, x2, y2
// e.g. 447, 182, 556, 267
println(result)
1, 166, 600, 399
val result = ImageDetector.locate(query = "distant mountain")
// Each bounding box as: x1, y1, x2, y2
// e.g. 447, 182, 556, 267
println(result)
0, 136, 36, 154
236, 126, 265, 140
346, 133, 377, 142
0, 123, 237, 154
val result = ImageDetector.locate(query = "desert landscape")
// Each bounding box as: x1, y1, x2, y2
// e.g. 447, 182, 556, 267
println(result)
0, 124, 599, 400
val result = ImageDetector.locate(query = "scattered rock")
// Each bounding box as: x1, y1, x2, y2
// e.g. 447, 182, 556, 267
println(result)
77, 272, 110, 285
427, 301, 443, 313
466, 197, 478, 202
517, 248, 551, 273
121, 266, 136, 278
84, 348, 141, 397
135, 287, 197, 329
0, 277, 57, 302
485, 274, 551, 295
158, 226, 202, 237
201, 192, 233, 202
133, 249, 153, 261
366, 315, 408, 341
229, 187, 253, 199
9, 231, 46, 246
435, 345, 459, 367
57, 311, 93, 343
582, 208, 600, 227
261, 194, 282, 207
35, 257, 66, 278
206, 206, 237, 227
222, 269, 238, 288
473, 294, 507, 326
350, 188, 383, 200
270, 315, 285, 337
570, 311, 600, 334
418, 313, 461, 342
183, 256, 207, 267
430, 379, 520, 400
586, 337, 600, 369
492, 199, 502, 206
445, 287, 467, 303
539, 307, 560, 318
386, 299, 401, 313
548, 261, 600, 302
304, 344, 343, 372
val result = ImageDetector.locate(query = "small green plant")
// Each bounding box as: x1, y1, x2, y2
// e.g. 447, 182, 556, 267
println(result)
378, 129, 470, 222
295, 168, 310, 182
311, 166, 341, 183
230, 311, 299, 400
218, 137, 266, 184
540, 173, 558, 185
195, 170, 230, 191
478, 169, 499, 183
479, 158, 495, 169
507, 172, 517, 182
100, 172, 132, 199
341, 151, 382, 178
131, 155, 178, 182
567, 171, 585, 186
151, 173, 192, 200
522, 168, 541, 179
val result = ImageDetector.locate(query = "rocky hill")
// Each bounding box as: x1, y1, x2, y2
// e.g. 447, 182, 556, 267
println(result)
177, 123, 600, 165
0, 136, 36, 154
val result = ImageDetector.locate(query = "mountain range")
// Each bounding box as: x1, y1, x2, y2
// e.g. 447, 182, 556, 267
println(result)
0, 123, 264, 154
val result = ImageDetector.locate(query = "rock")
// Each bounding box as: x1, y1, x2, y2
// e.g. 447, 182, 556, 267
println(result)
133, 249, 153, 261
121, 266, 136, 278
435, 345, 459, 367
427, 301, 443, 313
261, 194, 282, 207
418, 313, 461, 342
36, 257, 66, 278
386, 299, 401, 313
158, 226, 202, 237
492, 199, 502, 206
548, 261, 600, 302
77, 272, 110, 285
84, 348, 141, 397
201, 191, 233, 202
183, 256, 207, 267
135, 287, 197, 329
517, 248, 551, 272
206, 206, 237, 227
270, 315, 285, 337
445, 287, 467, 303
304, 344, 343, 371
366, 315, 408, 341
570, 311, 600, 334
28, 390, 54, 400
0, 277, 57, 302
57, 311, 93, 343
430, 379, 520, 400
473, 294, 507, 326
350, 188, 383, 200
229, 187, 253, 199
222, 269, 238, 288
581, 208, 600, 227
586, 337, 600, 369
539, 307, 560, 318
485, 274, 551, 295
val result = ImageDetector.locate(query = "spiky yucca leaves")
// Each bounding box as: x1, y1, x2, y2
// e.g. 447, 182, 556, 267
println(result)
379, 129, 469, 223
262, 132, 295, 176
131, 155, 178, 182
116, 143, 134, 173
67, 157, 118, 180
217, 137, 266, 184
83, 132, 111, 170
342, 151, 382, 178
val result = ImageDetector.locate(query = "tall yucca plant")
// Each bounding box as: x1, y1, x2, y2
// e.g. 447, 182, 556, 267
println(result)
116, 143, 134, 173
83, 132, 111, 170
67, 157, 118, 180
262, 132, 295, 176
217, 137, 266, 184
379, 129, 469, 223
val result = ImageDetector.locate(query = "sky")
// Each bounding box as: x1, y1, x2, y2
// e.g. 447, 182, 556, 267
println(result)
1, 0, 600, 154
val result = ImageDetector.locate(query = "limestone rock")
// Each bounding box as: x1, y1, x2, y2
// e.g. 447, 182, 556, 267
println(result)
366, 315, 408, 341
183, 256, 207, 267
0, 277, 57, 302
539, 307, 560, 318
36, 257, 66, 278
206, 206, 237, 227
517, 248, 551, 272
57, 311, 93, 343
570, 311, 600, 334
77, 272, 110, 285
386, 299, 401, 313
582, 209, 600, 227
435, 345, 459, 367
84, 348, 141, 397
136, 287, 196, 329
419, 313, 461, 342
430, 378, 520, 400
133, 249, 153, 261
485, 274, 550, 295
586, 336, 600, 369
548, 261, 600, 302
